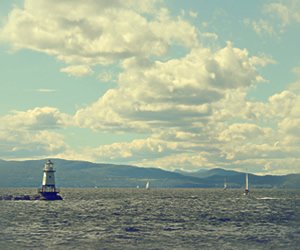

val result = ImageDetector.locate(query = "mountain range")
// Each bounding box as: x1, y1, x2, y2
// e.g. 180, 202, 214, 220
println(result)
0, 159, 299, 189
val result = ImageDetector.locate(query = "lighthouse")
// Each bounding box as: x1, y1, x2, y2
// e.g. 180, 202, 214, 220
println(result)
38, 160, 62, 200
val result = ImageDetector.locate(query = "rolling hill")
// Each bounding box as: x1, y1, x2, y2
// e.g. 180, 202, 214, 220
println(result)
0, 159, 299, 188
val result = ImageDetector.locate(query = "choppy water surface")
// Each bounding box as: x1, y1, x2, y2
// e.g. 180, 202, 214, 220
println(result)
0, 189, 299, 249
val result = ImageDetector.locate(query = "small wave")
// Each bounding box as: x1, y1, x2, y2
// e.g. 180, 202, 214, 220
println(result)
124, 227, 140, 232
256, 197, 280, 200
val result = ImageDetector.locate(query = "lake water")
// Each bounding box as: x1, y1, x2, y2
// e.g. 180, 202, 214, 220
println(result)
0, 188, 299, 249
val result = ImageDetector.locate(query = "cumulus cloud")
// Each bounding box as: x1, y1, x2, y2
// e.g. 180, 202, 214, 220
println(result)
0, 0, 197, 67
98, 72, 113, 82
218, 123, 268, 142
0, 107, 70, 130
83, 137, 179, 163
264, 1, 300, 27
0, 129, 67, 159
0, 127, 68, 159
0, 0, 299, 174
70, 39, 300, 173
189, 86, 300, 174
268, 90, 298, 117
279, 118, 300, 137
0, 107, 70, 158
244, 19, 275, 36
68, 43, 299, 173
65, 134, 217, 171
60, 65, 93, 77
75, 42, 265, 131
245, 0, 300, 35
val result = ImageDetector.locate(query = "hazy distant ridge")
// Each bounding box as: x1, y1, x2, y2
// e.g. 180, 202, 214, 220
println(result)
0, 159, 299, 188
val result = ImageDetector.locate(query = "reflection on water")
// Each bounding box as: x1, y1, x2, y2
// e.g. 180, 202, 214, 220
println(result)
0, 189, 299, 249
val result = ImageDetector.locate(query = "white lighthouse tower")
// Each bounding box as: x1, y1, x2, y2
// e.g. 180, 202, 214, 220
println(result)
38, 160, 62, 200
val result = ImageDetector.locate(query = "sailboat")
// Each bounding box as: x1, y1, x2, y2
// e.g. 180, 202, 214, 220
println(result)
223, 178, 227, 190
145, 181, 150, 190
244, 173, 249, 195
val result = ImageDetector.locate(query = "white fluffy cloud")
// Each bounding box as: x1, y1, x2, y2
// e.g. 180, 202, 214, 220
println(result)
69, 38, 300, 173
71, 83, 300, 173
0, 107, 70, 130
245, 0, 300, 35
75, 42, 265, 131
0, 0, 197, 67
83, 137, 178, 162
0, 0, 299, 174
268, 90, 298, 118
0, 107, 70, 158
0, 128, 67, 159
279, 118, 300, 137
217, 123, 269, 142
264, 1, 300, 27
60, 65, 93, 77
244, 19, 275, 36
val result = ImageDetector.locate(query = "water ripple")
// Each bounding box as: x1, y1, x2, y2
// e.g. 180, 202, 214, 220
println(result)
0, 188, 299, 249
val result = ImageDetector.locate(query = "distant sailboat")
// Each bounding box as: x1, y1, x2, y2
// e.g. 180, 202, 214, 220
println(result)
145, 181, 150, 190
244, 173, 249, 195
223, 178, 227, 190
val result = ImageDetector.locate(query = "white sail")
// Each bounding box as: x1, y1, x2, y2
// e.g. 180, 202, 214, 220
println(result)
145, 181, 150, 189
244, 173, 249, 195
223, 178, 227, 190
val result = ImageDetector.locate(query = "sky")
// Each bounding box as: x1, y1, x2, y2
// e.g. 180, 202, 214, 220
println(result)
0, 0, 299, 175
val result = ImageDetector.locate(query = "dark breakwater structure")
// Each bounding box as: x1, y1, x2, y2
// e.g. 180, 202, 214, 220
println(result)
0, 160, 62, 201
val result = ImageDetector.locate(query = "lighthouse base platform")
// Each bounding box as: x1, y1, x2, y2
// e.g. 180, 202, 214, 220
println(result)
39, 192, 63, 200
0, 193, 63, 201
